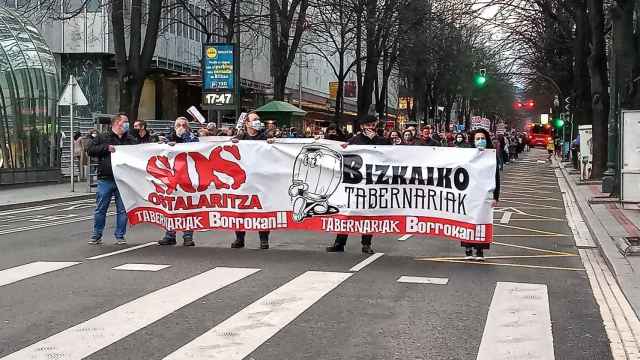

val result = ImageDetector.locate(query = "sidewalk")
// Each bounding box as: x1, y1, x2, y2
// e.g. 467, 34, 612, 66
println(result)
558, 160, 640, 317
0, 181, 94, 210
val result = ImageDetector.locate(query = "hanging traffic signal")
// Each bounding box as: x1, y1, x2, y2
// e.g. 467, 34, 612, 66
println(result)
552, 117, 564, 128
474, 69, 487, 87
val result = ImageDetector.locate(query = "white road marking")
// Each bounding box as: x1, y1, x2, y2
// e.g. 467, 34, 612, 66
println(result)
163, 271, 352, 360
349, 252, 385, 272
398, 234, 412, 241
112, 263, 171, 272
0, 267, 261, 360
0, 261, 80, 288
476, 282, 554, 360
397, 276, 448, 285
0, 212, 115, 235
0, 199, 93, 216
86, 242, 156, 260
499, 211, 512, 224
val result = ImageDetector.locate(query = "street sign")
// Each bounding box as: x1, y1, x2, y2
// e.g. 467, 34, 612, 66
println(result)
202, 43, 237, 111
58, 75, 88, 106
203, 44, 234, 90
57, 75, 88, 193
540, 114, 549, 125
565, 96, 572, 111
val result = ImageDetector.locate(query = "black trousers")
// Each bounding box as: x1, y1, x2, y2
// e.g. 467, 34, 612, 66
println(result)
335, 234, 372, 246
235, 231, 270, 241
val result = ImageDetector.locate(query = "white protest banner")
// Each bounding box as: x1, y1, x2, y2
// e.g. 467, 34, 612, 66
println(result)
112, 141, 496, 244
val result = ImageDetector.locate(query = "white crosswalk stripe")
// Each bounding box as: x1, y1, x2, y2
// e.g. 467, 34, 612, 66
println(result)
477, 282, 555, 360
163, 271, 352, 360
0, 267, 260, 360
0, 261, 80, 288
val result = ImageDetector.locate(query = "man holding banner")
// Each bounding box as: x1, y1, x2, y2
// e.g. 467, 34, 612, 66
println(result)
326, 115, 389, 254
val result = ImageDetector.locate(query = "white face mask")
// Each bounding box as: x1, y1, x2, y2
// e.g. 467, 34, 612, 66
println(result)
250, 119, 264, 131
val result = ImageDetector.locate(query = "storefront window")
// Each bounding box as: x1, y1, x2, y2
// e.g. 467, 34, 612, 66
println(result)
0, 5, 59, 173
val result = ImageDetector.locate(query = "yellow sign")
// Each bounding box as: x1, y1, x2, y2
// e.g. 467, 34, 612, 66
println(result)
206, 47, 218, 58
399, 97, 413, 110
329, 82, 338, 100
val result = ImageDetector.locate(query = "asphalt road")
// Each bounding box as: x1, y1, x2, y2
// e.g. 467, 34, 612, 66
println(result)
0, 149, 613, 360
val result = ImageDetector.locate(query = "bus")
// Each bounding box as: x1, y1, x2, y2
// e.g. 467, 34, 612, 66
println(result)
528, 123, 554, 147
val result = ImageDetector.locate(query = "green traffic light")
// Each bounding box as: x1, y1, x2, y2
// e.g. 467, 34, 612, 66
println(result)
474, 74, 487, 87
553, 118, 564, 128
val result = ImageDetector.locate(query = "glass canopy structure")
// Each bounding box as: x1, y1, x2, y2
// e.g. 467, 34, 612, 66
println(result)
0, 5, 59, 184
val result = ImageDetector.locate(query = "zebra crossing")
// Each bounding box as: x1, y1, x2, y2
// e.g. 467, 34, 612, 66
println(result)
0, 257, 559, 360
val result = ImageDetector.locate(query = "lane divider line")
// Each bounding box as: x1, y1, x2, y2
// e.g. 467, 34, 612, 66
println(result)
397, 234, 412, 241
349, 253, 384, 272
397, 276, 448, 285
87, 242, 157, 260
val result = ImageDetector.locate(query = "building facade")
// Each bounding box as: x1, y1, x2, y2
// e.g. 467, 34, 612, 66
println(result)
0, 5, 60, 185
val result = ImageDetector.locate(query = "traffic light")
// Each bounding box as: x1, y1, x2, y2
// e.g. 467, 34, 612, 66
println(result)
474, 69, 487, 87
552, 117, 564, 128
526, 100, 535, 109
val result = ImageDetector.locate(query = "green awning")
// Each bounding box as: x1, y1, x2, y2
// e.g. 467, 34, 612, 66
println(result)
255, 101, 307, 116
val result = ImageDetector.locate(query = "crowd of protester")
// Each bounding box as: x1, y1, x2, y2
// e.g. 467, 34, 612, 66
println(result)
83, 112, 507, 261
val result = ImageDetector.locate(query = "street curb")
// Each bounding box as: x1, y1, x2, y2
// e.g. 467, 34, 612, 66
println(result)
557, 162, 640, 317
0, 193, 95, 211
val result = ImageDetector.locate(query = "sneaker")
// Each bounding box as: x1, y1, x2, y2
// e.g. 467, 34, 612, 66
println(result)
231, 239, 245, 248
115, 239, 127, 245
183, 238, 195, 247
88, 238, 102, 245
475, 248, 485, 261
361, 245, 375, 254
326, 245, 345, 252
464, 247, 473, 260
158, 238, 177, 246
260, 239, 269, 250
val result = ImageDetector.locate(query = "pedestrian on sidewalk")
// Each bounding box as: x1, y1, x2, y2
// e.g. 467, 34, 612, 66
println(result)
461, 128, 500, 261
326, 115, 390, 254
547, 139, 555, 162
230, 112, 274, 250
157, 117, 199, 247
87, 114, 136, 245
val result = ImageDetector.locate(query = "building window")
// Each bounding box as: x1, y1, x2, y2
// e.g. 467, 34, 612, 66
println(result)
188, 4, 195, 40
168, 0, 175, 34
176, 6, 182, 36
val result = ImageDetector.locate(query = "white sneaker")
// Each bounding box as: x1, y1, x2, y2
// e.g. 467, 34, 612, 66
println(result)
115, 239, 127, 245
88, 239, 102, 245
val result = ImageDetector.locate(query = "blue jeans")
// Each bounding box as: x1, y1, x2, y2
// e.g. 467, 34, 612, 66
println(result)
164, 230, 194, 240
92, 179, 127, 240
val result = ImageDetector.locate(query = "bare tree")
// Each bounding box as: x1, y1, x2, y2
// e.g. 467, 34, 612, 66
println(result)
268, 0, 309, 100
304, 0, 359, 120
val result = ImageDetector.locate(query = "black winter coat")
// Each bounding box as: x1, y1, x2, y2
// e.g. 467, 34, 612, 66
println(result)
347, 133, 390, 145
87, 130, 137, 180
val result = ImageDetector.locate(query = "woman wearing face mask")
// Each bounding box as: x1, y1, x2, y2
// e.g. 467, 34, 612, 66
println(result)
388, 130, 402, 145
453, 133, 469, 148
460, 128, 500, 261
157, 117, 199, 247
